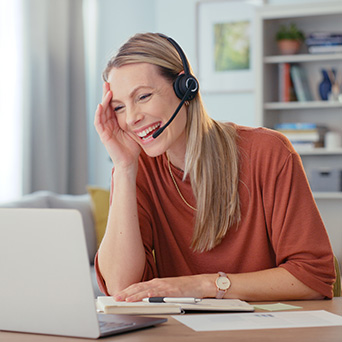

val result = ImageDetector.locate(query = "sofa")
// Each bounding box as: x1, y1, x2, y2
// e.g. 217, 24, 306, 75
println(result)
0, 188, 110, 297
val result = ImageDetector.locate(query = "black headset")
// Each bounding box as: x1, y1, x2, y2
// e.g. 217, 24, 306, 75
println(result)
152, 34, 199, 139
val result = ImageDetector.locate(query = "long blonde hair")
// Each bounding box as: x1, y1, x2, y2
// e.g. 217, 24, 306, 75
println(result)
103, 33, 241, 252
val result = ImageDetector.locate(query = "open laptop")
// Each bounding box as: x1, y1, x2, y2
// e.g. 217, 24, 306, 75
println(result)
0, 208, 167, 338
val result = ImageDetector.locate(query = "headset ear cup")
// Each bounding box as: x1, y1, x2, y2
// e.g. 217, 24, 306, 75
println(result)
173, 74, 199, 101
173, 74, 187, 100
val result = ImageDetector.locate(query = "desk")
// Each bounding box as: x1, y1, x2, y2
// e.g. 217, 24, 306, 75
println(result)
1, 298, 342, 342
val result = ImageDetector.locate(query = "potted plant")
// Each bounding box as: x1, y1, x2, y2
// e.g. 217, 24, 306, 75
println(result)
275, 23, 305, 55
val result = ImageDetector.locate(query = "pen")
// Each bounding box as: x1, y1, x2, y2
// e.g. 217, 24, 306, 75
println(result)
142, 297, 201, 304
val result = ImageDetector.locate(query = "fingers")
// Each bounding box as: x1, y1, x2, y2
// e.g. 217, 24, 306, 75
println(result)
112, 279, 176, 302
102, 84, 113, 121
102, 81, 110, 102
112, 283, 148, 302
94, 83, 113, 128
94, 103, 104, 130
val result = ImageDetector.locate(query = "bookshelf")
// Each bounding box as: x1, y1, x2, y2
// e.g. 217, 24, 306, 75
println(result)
264, 101, 342, 110
255, 2, 342, 263
264, 53, 342, 64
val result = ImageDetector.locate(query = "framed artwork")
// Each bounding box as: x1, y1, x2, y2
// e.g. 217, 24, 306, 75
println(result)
196, 0, 264, 93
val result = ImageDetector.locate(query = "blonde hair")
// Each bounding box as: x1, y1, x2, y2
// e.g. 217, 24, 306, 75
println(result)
104, 33, 241, 252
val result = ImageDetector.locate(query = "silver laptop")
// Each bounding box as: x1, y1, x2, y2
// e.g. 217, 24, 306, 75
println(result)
0, 208, 166, 338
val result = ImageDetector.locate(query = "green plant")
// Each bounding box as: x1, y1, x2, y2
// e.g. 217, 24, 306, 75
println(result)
275, 23, 305, 42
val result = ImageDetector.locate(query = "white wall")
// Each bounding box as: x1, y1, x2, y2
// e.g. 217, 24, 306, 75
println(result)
85, 0, 155, 188
155, 0, 257, 126
86, 0, 327, 187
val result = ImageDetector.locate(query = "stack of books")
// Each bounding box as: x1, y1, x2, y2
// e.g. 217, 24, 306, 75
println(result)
305, 32, 342, 54
274, 122, 328, 151
278, 63, 313, 102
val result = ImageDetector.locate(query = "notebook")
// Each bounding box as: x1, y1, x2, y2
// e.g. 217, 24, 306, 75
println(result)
0, 208, 167, 339
97, 296, 254, 315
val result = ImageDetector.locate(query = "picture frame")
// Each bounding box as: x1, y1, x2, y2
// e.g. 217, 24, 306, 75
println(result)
196, 0, 264, 93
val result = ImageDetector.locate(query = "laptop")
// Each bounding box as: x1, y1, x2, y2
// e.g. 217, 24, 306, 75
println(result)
0, 208, 167, 338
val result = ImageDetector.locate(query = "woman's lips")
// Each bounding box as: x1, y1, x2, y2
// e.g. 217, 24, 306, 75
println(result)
136, 123, 161, 141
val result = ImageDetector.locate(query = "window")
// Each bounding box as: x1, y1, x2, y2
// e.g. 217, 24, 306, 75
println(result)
0, 0, 23, 201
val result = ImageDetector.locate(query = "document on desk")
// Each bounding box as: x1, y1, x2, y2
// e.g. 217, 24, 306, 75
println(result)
173, 310, 342, 332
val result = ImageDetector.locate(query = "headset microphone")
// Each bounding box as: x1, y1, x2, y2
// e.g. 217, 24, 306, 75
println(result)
152, 34, 199, 139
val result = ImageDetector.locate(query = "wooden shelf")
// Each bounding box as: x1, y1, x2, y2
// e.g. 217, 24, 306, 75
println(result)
298, 148, 342, 156
313, 192, 342, 200
264, 101, 342, 110
264, 53, 342, 64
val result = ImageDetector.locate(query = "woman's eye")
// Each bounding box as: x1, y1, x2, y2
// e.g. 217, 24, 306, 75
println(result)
139, 93, 152, 101
113, 105, 124, 113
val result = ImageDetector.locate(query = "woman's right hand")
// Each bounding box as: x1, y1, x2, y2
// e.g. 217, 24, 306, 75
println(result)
94, 82, 141, 169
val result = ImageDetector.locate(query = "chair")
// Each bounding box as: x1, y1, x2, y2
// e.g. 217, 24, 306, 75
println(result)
333, 256, 341, 297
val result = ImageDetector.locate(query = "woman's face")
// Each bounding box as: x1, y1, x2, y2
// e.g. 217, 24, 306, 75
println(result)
107, 63, 187, 159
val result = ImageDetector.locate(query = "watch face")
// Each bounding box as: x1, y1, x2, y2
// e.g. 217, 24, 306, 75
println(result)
217, 276, 230, 290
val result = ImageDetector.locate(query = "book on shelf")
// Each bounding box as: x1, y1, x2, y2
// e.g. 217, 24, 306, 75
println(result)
96, 296, 254, 315
291, 142, 317, 152
308, 45, 342, 54
274, 122, 327, 149
306, 33, 342, 45
306, 32, 342, 54
290, 65, 313, 102
278, 63, 296, 102
274, 123, 323, 130
279, 130, 321, 142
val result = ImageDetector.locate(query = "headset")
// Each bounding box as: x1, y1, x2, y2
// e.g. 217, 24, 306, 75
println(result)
152, 34, 199, 139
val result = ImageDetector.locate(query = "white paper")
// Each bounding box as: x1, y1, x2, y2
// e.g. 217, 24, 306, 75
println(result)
173, 310, 342, 332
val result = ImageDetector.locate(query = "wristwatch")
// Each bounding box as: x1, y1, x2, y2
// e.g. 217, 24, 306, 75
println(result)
215, 272, 231, 299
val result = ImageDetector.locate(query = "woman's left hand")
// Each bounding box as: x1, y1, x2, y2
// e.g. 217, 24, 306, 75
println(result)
112, 274, 215, 302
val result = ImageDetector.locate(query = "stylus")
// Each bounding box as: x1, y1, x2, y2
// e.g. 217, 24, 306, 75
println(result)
142, 297, 201, 304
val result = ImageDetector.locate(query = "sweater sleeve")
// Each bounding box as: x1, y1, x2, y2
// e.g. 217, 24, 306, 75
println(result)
263, 149, 335, 298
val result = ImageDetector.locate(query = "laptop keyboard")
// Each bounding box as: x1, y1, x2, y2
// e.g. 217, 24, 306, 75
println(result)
99, 319, 136, 333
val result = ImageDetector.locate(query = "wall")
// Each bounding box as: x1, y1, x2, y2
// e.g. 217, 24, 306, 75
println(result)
85, 0, 156, 188
86, 0, 327, 188
155, 0, 256, 127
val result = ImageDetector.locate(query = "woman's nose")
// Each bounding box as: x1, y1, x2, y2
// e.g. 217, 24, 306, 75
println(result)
126, 106, 144, 127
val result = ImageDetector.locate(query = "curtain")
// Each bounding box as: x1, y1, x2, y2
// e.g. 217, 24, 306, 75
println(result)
0, 0, 23, 201
22, 0, 88, 195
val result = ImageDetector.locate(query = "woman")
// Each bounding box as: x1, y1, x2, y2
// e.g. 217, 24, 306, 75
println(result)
94, 32, 335, 301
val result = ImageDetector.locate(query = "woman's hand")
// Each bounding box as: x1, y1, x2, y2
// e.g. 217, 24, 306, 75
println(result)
110, 268, 324, 302
94, 82, 141, 169
112, 275, 215, 302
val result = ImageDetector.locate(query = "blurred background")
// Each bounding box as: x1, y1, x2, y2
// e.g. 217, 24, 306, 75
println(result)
0, 0, 329, 201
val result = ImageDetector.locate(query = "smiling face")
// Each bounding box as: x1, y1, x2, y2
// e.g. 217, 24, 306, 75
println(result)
107, 63, 187, 162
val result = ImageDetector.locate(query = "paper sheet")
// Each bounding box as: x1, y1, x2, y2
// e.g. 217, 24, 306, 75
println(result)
173, 310, 342, 332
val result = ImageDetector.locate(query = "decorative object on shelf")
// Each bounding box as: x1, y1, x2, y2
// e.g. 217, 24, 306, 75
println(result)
325, 131, 342, 150
319, 69, 332, 101
275, 23, 305, 55
327, 69, 341, 102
